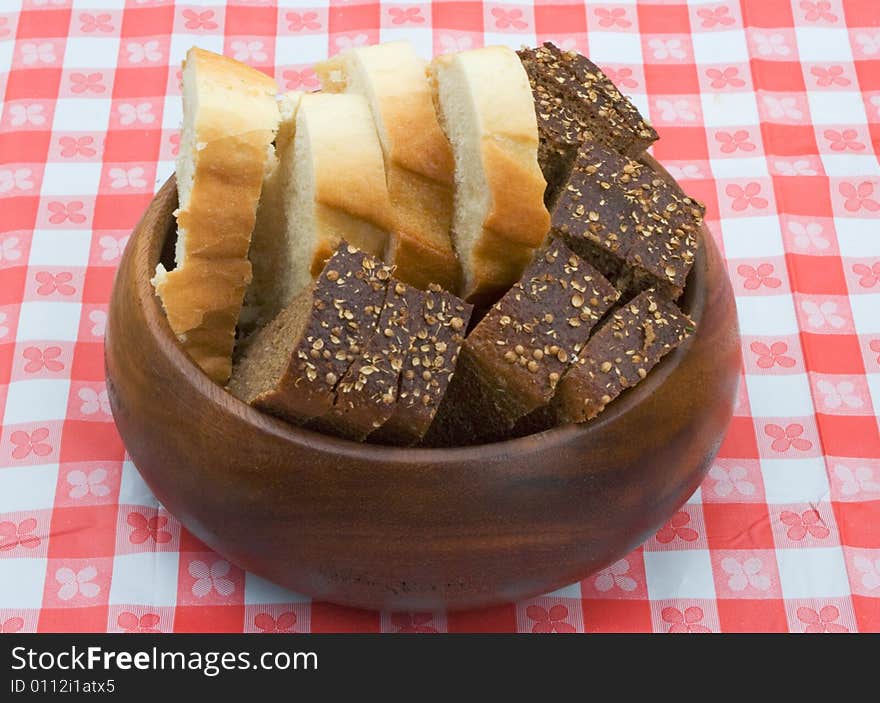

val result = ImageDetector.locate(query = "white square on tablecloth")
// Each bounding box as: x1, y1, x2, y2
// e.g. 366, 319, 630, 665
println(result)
483, 33, 538, 52
586, 33, 643, 66
700, 91, 760, 127
628, 92, 651, 118
117, 459, 159, 508
721, 216, 785, 260
16, 302, 81, 342
761, 458, 831, 504
540, 582, 582, 599
168, 35, 225, 70
52, 98, 111, 132
109, 552, 180, 607
850, 294, 880, 333
161, 95, 182, 130
277, 0, 331, 7
40, 162, 102, 197
275, 34, 329, 65
806, 92, 868, 126
745, 373, 814, 418
819, 154, 880, 178
866, 374, 880, 418
794, 27, 853, 62
644, 550, 716, 600
735, 295, 800, 336
708, 156, 769, 179
155, 161, 175, 193
4, 380, 72, 426
244, 572, 310, 605
63, 37, 121, 69
691, 30, 749, 64
777, 547, 850, 599
29, 230, 92, 267
0, 464, 58, 513
835, 219, 880, 258
0, 41, 13, 79
0, 559, 47, 609
378, 29, 433, 59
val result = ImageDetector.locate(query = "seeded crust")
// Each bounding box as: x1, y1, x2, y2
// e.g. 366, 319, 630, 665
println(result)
370, 284, 472, 446
518, 42, 658, 202
551, 141, 703, 299
227, 245, 392, 424
315, 279, 425, 441
424, 243, 619, 445
552, 289, 694, 423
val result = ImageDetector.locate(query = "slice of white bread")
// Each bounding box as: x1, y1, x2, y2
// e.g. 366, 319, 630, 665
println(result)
316, 41, 460, 292
429, 46, 551, 307
152, 48, 280, 383
276, 92, 395, 306
241, 91, 303, 331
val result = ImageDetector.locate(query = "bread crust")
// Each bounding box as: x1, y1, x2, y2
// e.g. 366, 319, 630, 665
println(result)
316, 42, 460, 291
153, 48, 279, 383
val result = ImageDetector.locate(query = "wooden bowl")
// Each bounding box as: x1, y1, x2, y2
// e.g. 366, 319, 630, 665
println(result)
106, 170, 740, 612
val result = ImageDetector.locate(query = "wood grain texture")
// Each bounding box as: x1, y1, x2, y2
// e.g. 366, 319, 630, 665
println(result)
106, 164, 740, 611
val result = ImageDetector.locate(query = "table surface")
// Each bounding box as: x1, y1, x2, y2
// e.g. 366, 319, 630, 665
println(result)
1, 0, 879, 634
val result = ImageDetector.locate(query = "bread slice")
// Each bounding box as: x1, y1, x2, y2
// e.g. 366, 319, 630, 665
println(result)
369, 284, 473, 446
313, 279, 425, 441
152, 48, 280, 383
424, 242, 618, 445
316, 41, 460, 292
552, 290, 694, 422
277, 92, 395, 307
241, 92, 303, 333
227, 244, 393, 424
429, 46, 551, 307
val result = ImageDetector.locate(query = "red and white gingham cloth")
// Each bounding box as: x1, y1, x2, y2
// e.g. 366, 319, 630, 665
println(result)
0, 0, 878, 634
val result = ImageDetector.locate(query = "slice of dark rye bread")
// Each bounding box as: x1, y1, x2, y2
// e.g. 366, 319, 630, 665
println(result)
369, 284, 473, 446
517, 42, 658, 200
552, 289, 694, 422
423, 242, 619, 446
227, 245, 392, 424
550, 140, 704, 300
311, 279, 425, 441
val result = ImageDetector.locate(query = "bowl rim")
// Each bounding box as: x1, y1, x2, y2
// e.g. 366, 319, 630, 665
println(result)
135, 167, 709, 464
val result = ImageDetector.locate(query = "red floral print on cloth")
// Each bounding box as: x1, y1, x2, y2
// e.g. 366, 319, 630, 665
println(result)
603, 67, 638, 89
23, 346, 64, 373
70, 72, 105, 93
390, 613, 438, 633
36, 271, 75, 296
48, 201, 87, 224
697, 5, 736, 28
765, 423, 812, 453
726, 182, 768, 211
59, 136, 96, 158
738, 263, 781, 290
662, 606, 711, 633
182, 10, 218, 31
716, 129, 755, 153
0, 518, 41, 551
118, 612, 161, 633
491, 8, 528, 30
254, 612, 298, 633
706, 67, 745, 89
594, 8, 631, 28
840, 182, 880, 212
169, 133, 180, 157
870, 339, 880, 364
1, 617, 24, 633
286, 11, 321, 31
811, 65, 849, 87
526, 605, 576, 633
388, 7, 425, 25
751, 341, 796, 369
656, 511, 699, 543
10, 428, 52, 460
79, 12, 114, 33
283, 68, 319, 90
780, 510, 830, 541
797, 606, 847, 633
852, 262, 880, 288
800, 1, 838, 23
824, 129, 865, 152
128, 513, 172, 544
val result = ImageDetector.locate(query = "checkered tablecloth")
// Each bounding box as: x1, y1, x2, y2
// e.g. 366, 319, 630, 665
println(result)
0, 0, 878, 634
